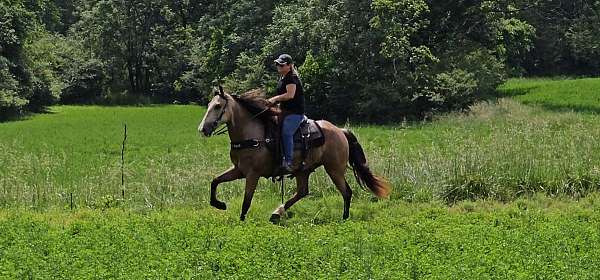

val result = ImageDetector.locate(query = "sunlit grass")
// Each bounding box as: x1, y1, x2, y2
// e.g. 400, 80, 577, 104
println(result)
2, 78, 600, 210
3, 78, 600, 278
498, 77, 600, 113
1, 195, 600, 278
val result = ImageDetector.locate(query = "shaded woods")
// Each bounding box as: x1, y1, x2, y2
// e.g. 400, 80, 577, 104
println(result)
2, 0, 599, 122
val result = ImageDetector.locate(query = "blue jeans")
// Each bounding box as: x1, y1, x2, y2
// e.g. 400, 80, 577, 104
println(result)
282, 114, 306, 165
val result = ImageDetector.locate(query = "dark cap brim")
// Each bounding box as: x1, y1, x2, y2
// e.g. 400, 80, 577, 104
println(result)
274, 58, 286, 65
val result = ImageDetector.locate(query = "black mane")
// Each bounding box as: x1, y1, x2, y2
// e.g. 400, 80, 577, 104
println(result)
231, 89, 279, 124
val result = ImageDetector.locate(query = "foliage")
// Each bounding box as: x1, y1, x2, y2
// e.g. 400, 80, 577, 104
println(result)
0, 1, 33, 117
0, 57, 28, 119
0, 0, 67, 119
511, 0, 600, 76
1, 0, 599, 121
564, 2, 600, 74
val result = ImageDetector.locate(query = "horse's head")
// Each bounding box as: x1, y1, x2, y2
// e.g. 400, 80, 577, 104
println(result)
198, 86, 232, 137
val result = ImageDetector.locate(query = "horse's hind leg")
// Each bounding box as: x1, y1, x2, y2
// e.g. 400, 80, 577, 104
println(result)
270, 171, 309, 223
325, 164, 353, 220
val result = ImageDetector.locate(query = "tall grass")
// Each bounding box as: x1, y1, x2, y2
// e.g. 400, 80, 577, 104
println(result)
2, 78, 600, 209
361, 98, 600, 202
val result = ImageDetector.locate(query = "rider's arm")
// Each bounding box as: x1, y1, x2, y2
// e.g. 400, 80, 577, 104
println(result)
269, 84, 296, 103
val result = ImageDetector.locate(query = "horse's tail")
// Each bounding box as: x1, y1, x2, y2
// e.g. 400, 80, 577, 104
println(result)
342, 129, 391, 199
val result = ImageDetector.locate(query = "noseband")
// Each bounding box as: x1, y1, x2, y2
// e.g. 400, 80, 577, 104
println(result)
211, 94, 229, 136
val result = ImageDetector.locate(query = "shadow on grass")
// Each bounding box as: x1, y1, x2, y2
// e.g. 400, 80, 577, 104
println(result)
60, 103, 178, 108
489, 85, 539, 99
524, 102, 600, 115
0, 103, 192, 124
0, 107, 57, 124
491, 84, 600, 114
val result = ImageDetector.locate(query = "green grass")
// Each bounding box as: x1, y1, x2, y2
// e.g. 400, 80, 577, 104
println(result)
5, 89, 600, 209
498, 77, 600, 113
2, 78, 600, 278
0, 105, 228, 209
1, 195, 600, 279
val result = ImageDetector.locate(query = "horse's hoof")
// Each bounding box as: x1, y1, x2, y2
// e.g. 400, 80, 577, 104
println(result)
240, 215, 246, 221
269, 214, 281, 224
210, 200, 227, 210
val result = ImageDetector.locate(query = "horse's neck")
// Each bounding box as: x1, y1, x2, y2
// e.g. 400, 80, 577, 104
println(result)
226, 102, 265, 142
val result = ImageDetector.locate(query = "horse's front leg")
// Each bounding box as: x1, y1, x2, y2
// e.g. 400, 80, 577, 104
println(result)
240, 173, 259, 221
210, 166, 243, 210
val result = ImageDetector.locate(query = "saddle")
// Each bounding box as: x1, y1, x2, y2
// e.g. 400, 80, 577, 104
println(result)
292, 118, 325, 150
228, 106, 325, 176
264, 116, 325, 172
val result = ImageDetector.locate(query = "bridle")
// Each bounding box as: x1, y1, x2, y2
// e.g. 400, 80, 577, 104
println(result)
210, 86, 271, 136
211, 86, 229, 136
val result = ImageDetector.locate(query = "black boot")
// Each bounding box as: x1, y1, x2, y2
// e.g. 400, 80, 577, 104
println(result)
282, 161, 293, 172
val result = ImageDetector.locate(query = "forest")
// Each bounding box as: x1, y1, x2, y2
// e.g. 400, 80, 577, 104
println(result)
2, 0, 599, 122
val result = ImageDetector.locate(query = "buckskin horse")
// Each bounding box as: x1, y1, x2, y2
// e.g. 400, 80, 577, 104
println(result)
198, 87, 391, 222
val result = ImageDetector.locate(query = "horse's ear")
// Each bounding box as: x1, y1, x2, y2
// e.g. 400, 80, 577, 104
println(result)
218, 85, 225, 97
214, 85, 227, 99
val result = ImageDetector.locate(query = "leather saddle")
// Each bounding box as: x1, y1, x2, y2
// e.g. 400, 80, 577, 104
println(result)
229, 115, 325, 176
292, 117, 325, 150
264, 116, 325, 166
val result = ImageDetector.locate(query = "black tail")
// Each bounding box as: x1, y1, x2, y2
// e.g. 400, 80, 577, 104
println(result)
342, 129, 391, 198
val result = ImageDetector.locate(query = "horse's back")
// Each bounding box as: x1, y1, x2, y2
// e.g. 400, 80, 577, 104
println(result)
313, 120, 349, 167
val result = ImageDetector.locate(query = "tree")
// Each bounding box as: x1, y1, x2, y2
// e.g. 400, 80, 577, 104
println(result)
2, 0, 598, 120
0, 1, 33, 118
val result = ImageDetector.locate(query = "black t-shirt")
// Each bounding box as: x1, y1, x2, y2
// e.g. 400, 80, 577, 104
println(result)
277, 72, 305, 114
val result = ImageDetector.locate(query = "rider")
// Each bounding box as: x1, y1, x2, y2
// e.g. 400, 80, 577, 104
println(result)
268, 54, 306, 172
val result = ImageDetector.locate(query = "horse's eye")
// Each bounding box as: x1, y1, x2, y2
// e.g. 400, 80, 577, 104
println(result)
214, 104, 222, 109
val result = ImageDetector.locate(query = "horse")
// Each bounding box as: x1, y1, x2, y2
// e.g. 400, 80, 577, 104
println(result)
198, 87, 391, 222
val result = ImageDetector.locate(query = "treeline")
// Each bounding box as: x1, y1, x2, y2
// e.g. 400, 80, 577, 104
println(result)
1, 0, 599, 122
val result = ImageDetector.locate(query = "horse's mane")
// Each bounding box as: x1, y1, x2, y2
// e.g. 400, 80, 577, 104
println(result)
231, 88, 280, 124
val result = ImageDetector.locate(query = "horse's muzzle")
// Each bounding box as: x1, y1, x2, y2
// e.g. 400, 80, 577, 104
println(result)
199, 125, 215, 137
200, 127, 210, 137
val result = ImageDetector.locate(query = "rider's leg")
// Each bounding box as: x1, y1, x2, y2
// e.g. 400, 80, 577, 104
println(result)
282, 114, 305, 168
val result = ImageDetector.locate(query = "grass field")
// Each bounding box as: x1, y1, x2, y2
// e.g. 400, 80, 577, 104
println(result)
2, 196, 600, 279
500, 77, 600, 113
1, 77, 600, 278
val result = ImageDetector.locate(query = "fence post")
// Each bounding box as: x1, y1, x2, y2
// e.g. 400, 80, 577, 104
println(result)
121, 124, 127, 199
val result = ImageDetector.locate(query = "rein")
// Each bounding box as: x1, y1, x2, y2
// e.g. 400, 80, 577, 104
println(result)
209, 88, 293, 205
213, 98, 272, 136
